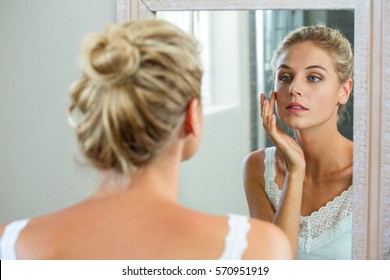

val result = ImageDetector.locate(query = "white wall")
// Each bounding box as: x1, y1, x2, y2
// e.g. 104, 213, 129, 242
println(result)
179, 12, 252, 216
0, 0, 115, 223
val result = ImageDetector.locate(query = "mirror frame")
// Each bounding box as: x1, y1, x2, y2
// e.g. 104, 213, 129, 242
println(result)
117, 0, 390, 260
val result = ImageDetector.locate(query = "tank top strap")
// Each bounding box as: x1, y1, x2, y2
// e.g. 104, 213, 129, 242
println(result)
219, 214, 250, 260
0, 219, 30, 260
264, 146, 281, 209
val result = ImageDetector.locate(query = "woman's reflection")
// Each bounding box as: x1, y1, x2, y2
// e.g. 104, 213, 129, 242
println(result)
243, 24, 353, 259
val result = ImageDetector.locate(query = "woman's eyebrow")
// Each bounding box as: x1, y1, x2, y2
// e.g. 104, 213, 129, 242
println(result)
277, 64, 328, 73
277, 64, 291, 70
305, 65, 328, 73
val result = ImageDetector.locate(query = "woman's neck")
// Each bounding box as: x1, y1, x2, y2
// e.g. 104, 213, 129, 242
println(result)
93, 140, 183, 203
294, 127, 353, 178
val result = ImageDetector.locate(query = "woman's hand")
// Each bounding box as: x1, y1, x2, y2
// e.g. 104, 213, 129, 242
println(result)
261, 91, 305, 173
261, 91, 305, 257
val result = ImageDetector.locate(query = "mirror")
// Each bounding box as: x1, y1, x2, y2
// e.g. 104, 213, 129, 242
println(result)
117, 0, 390, 260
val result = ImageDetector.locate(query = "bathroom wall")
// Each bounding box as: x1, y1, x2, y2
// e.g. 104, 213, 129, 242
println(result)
0, 0, 115, 223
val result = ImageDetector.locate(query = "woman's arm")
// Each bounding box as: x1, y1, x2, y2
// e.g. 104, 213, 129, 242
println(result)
261, 91, 305, 257
243, 150, 275, 222
273, 169, 304, 257
0, 224, 5, 238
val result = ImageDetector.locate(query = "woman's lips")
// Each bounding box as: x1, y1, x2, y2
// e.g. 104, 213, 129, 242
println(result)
286, 103, 308, 112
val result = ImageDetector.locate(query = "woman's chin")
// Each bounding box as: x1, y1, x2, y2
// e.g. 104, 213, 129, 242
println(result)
278, 118, 301, 129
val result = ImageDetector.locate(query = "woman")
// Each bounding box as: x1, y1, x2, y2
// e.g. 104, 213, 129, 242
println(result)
243, 25, 353, 259
0, 19, 291, 260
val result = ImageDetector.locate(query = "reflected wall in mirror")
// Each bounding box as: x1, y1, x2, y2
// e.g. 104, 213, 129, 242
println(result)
117, 0, 390, 260
159, 10, 254, 217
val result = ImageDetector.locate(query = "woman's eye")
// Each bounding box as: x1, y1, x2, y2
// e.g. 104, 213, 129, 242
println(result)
308, 76, 321, 82
279, 75, 291, 82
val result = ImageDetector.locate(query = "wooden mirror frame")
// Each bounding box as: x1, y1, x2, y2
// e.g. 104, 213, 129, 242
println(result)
117, 0, 390, 260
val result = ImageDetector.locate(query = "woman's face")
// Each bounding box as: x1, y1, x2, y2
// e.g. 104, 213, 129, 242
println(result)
274, 41, 349, 131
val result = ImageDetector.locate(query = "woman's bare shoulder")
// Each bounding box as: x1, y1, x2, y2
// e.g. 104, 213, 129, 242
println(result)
244, 218, 293, 260
0, 223, 6, 238
9, 206, 86, 259
243, 148, 267, 170
243, 149, 268, 185
191, 212, 292, 260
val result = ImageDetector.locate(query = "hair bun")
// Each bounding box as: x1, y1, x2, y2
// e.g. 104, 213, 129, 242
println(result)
80, 24, 140, 85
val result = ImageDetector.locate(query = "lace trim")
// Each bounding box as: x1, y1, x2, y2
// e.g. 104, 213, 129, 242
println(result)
264, 147, 281, 209
263, 146, 352, 252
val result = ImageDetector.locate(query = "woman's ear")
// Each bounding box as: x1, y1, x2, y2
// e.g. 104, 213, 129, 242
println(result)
184, 98, 201, 136
338, 78, 353, 105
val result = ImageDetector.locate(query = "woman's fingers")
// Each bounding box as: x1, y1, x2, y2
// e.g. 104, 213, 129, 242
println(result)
259, 90, 305, 170
260, 93, 265, 116
269, 91, 276, 115
261, 91, 276, 133
268, 114, 283, 144
262, 100, 271, 132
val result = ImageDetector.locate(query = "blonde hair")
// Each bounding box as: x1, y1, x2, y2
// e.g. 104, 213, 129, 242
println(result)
68, 19, 202, 174
271, 25, 353, 123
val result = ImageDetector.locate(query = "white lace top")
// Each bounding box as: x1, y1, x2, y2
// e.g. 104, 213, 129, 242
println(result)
264, 146, 352, 260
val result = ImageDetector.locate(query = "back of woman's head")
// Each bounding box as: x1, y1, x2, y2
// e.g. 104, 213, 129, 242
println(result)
68, 19, 202, 175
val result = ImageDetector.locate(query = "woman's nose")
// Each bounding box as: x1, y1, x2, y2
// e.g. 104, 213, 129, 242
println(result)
289, 80, 303, 96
